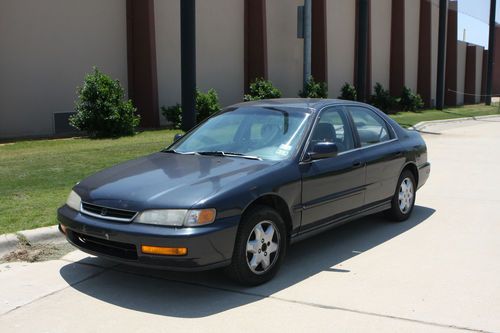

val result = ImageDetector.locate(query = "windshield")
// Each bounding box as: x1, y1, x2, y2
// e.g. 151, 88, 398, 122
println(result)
169, 107, 311, 161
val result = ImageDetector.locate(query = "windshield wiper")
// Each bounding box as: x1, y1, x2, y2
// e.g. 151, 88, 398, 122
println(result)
197, 151, 262, 160
161, 149, 199, 155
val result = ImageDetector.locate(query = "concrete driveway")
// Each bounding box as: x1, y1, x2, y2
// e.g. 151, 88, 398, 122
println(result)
1, 117, 500, 332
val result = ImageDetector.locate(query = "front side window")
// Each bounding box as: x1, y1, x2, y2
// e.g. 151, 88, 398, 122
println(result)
348, 107, 391, 147
309, 106, 354, 153
170, 107, 311, 161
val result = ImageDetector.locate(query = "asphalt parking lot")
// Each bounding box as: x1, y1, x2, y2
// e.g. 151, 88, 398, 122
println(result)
1, 117, 500, 332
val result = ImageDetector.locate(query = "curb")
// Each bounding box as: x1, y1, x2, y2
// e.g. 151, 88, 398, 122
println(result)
0, 225, 65, 258
410, 114, 500, 131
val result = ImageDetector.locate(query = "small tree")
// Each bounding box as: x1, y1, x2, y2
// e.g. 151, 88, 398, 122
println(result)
299, 77, 328, 98
338, 83, 357, 101
196, 89, 220, 122
161, 104, 182, 129
244, 78, 281, 101
70, 68, 140, 137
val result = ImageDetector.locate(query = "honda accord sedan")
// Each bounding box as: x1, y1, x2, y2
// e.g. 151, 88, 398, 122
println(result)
58, 99, 430, 285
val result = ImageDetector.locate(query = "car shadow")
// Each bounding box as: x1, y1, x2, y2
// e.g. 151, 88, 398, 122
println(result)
60, 205, 435, 318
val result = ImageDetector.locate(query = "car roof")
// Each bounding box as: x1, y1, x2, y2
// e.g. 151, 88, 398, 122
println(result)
230, 98, 373, 112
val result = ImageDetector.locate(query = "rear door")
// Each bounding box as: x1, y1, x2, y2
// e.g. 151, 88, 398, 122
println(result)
300, 106, 365, 232
346, 106, 405, 206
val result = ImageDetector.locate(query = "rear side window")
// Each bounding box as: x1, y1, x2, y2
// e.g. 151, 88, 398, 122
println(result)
348, 107, 391, 147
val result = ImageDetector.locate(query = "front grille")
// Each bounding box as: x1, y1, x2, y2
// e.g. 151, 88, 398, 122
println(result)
81, 202, 137, 222
70, 231, 138, 260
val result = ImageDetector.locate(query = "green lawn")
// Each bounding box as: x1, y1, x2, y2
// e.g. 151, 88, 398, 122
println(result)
0, 130, 180, 234
389, 104, 499, 127
0, 103, 498, 235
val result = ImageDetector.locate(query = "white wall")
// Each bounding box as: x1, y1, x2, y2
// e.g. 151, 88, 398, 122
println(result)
457, 41, 467, 105
326, 0, 356, 98
371, 0, 392, 91
197, 0, 244, 107
475, 46, 484, 104
155, 0, 181, 125
405, 0, 420, 92
0, 0, 128, 138
267, 0, 303, 98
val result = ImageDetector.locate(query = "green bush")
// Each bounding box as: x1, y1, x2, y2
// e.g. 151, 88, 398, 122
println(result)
399, 86, 424, 111
161, 104, 182, 129
244, 78, 281, 101
161, 89, 220, 129
338, 83, 357, 101
70, 68, 140, 137
370, 82, 396, 113
196, 88, 220, 123
299, 76, 328, 98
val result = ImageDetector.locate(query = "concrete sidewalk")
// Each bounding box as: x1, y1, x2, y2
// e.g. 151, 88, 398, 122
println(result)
1, 117, 500, 332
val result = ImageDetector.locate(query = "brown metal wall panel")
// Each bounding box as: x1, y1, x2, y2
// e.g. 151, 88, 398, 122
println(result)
244, 0, 268, 92
126, 0, 159, 128
390, 0, 405, 96
493, 25, 500, 96
445, 1, 458, 106
481, 50, 488, 102
417, 0, 432, 107
312, 0, 327, 83
464, 44, 477, 104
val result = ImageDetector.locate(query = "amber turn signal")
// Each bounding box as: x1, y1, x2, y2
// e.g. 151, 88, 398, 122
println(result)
141, 245, 188, 256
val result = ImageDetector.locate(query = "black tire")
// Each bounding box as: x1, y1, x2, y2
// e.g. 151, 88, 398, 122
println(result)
226, 205, 287, 286
386, 169, 416, 222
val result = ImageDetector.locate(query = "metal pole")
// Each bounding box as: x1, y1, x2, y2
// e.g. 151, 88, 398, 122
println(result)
303, 0, 312, 88
436, 0, 448, 110
181, 0, 196, 131
356, 0, 369, 102
485, 0, 497, 106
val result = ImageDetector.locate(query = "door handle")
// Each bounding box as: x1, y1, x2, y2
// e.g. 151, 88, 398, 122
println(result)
352, 161, 362, 168
394, 151, 403, 157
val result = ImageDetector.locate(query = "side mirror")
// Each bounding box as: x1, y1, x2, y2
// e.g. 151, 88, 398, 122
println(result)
173, 133, 183, 142
308, 142, 338, 160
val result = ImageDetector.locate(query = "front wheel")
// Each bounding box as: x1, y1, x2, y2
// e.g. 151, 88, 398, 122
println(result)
226, 206, 287, 286
386, 170, 416, 222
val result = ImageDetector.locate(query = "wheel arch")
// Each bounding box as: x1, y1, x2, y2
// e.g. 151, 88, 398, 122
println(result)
401, 162, 419, 188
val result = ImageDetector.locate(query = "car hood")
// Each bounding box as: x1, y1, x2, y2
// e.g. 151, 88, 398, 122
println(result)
75, 152, 277, 211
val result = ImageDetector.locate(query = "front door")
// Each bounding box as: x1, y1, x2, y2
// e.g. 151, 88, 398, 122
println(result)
300, 106, 365, 232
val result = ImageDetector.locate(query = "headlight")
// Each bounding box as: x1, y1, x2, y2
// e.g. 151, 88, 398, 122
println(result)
135, 209, 216, 227
66, 190, 81, 211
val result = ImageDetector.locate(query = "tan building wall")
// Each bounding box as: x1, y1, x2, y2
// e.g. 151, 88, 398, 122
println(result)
0, 0, 128, 138
371, 0, 392, 91
404, 0, 420, 92
154, 0, 181, 125
457, 41, 467, 105
197, 0, 244, 107
326, 0, 356, 98
267, 0, 304, 98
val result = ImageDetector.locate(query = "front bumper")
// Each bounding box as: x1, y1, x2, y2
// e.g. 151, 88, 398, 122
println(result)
57, 205, 239, 271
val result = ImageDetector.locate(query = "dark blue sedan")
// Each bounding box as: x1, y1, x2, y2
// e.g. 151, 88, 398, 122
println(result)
58, 99, 430, 285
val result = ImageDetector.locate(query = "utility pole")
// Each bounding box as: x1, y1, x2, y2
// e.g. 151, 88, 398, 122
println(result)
436, 0, 448, 110
485, 0, 497, 106
181, 0, 196, 131
356, 0, 369, 102
303, 0, 312, 89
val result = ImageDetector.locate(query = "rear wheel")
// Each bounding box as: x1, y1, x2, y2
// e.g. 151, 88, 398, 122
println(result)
226, 206, 287, 285
386, 170, 416, 222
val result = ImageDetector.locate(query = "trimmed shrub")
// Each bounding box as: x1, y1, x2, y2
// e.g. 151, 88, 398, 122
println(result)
338, 83, 357, 101
399, 86, 424, 111
299, 76, 328, 98
370, 82, 396, 113
161, 104, 182, 129
244, 78, 281, 101
196, 88, 220, 123
161, 89, 220, 129
70, 68, 140, 137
